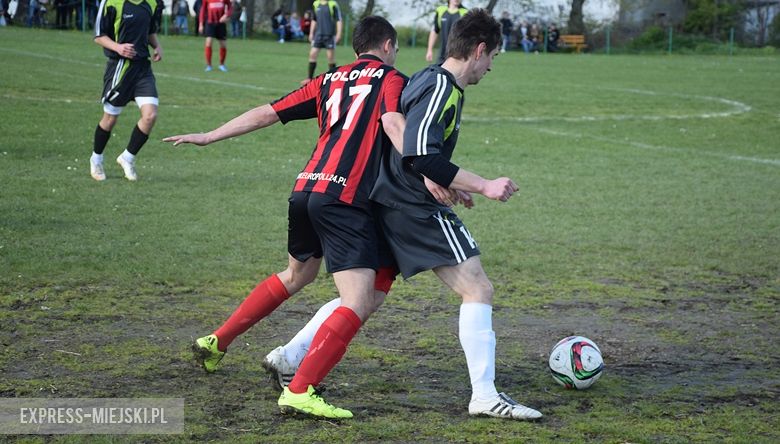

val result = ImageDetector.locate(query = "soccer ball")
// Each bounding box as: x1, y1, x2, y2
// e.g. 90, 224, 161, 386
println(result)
549, 336, 604, 389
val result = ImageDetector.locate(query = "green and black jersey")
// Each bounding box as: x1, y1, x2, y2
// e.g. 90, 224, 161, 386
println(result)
95, 0, 163, 60
371, 64, 464, 218
433, 5, 468, 63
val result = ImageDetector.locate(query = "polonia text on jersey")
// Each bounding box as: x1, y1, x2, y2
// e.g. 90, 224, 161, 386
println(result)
296, 172, 348, 186
323, 68, 385, 84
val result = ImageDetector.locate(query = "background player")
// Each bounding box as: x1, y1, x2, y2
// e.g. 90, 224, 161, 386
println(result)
90, 0, 163, 182
426, 0, 467, 63
164, 16, 405, 419
305, 0, 342, 82
199, 0, 231, 72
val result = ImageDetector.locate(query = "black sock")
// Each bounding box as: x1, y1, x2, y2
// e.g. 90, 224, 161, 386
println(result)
126, 125, 149, 156
93, 124, 111, 155
328, 63, 336, 70
308, 61, 316, 79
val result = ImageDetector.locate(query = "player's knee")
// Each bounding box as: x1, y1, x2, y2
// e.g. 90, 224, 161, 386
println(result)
141, 109, 157, 126
463, 279, 493, 305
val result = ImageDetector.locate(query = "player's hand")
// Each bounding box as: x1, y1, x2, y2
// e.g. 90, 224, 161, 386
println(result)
424, 176, 457, 207
335, 34, 341, 44
482, 177, 518, 202
457, 190, 474, 209
116, 43, 136, 59
152, 46, 163, 62
425, 49, 433, 62
162, 133, 211, 147
219, 14, 229, 23
199, 25, 204, 33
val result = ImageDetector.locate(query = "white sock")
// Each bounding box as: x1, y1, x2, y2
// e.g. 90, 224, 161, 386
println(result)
120, 150, 135, 162
284, 297, 341, 366
91, 153, 103, 164
459, 302, 499, 401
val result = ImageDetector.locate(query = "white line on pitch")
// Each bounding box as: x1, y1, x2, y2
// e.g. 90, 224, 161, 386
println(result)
531, 127, 780, 167
0, 48, 286, 94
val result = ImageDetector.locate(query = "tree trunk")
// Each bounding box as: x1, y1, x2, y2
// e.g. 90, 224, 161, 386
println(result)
485, 0, 498, 14
568, 0, 586, 35
360, 0, 375, 19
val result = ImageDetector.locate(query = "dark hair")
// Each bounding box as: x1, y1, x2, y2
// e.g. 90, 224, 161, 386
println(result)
445, 9, 501, 60
352, 16, 397, 55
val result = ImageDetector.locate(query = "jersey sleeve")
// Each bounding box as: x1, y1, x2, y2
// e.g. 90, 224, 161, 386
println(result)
95, 2, 117, 38
401, 75, 451, 158
333, 3, 341, 21
432, 11, 440, 33
271, 77, 322, 124
379, 71, 406, 116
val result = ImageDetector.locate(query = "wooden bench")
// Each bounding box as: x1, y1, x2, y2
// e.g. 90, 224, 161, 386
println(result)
559, 35, 587, 53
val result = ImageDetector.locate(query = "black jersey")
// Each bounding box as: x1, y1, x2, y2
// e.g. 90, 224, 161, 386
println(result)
371, 64, 464, 218
271, 54, 407, 207
95, 0, 163, 60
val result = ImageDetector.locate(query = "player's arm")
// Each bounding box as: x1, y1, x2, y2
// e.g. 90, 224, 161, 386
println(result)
94, 4, 137, 58
308, 17, 317, 41
403, 83, 517, 202
148, 2, 163, 61
426, 12, 439, 62
148, 34, 163, 61
163, 104, 280, 146
220, 0, 231, 23
334, 6, 342, 43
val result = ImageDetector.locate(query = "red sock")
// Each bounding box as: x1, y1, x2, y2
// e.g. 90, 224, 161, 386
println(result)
287, 306, 361, 394
205, 46, 212, 66
219, 47, 227, 65
213, 274, 289, 351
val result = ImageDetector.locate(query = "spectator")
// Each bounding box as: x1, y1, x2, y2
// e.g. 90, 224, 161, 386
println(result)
300, 10, 311, 35
271, 8, 286, 42
529, 22, 541, 53
173, 0, 190, 35
546, 22, 560, 52
27, 0, 39, 27
289, 11, 304, 40
499, 11, 512, 53
54, 0, 66, 29
229, 0, 240, 37
519, 20, 532, 53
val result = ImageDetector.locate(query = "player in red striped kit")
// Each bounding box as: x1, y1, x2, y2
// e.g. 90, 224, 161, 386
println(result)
198, 0, 231, 71
164, 16, 405, 418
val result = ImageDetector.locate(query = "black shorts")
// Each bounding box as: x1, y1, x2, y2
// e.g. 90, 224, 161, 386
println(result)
204, 23, 227, 40
311, 34, 336, 49
287, 192, 395, 273
101, 58, 157, 108
376, 205, 480, 279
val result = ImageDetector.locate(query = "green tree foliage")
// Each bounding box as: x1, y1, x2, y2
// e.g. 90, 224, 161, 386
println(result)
682, 0, 743, 39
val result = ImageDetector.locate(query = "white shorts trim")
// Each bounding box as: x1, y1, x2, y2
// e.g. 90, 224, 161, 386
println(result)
135, 96, 159, 108
103, 102, 123, 115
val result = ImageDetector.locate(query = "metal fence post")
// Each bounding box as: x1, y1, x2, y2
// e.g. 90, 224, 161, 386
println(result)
668, 26, 673, 54
606, 25, 611, 55
543, 27, 547, 53
82, 0, 86, 32
729, 27, 734, 55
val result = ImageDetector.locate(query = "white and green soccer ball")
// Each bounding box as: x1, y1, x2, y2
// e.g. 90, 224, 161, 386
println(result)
549, 336, 604, 390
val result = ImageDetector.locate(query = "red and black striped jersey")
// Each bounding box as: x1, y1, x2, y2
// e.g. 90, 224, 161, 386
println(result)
271, 54, 407, 207
199, 0, 231, 25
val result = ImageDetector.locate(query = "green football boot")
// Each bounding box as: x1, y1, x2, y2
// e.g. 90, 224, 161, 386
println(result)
278, 385, 353, 419
192, 334, 225, 373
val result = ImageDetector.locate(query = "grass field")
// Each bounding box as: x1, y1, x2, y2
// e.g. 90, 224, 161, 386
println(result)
1, 26, 779, 442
